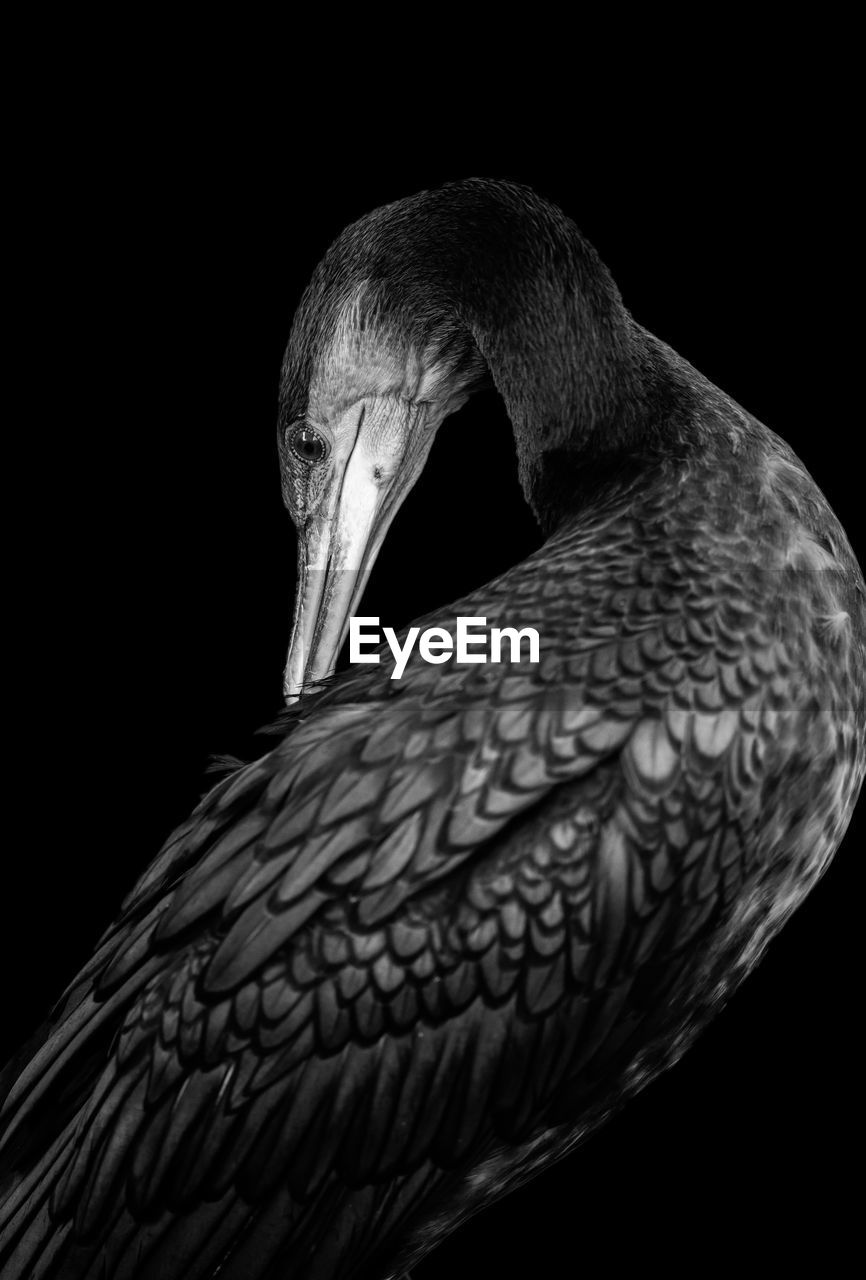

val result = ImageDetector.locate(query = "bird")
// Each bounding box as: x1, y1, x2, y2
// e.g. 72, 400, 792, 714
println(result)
1, 177, 863, 1280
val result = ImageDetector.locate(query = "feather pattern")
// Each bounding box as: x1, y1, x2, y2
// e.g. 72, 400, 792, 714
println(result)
1, 177, 863, 1280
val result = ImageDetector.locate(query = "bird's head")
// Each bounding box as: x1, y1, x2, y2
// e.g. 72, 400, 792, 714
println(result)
278, 179, 638, 702
278, 199, 488, 702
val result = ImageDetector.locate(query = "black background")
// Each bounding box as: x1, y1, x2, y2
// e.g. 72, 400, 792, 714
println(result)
9, 95, 861, 1276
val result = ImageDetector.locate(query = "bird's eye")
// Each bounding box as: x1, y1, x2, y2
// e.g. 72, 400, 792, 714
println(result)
288, 425, 330, 466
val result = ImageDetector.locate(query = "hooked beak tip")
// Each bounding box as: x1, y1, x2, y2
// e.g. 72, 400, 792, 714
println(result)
282, 398, 439, 706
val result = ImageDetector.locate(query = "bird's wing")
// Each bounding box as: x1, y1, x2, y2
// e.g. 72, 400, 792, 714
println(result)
0, 596, 807, 1279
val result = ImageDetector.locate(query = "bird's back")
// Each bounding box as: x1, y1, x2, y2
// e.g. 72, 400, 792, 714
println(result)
1, 388, 863, 1279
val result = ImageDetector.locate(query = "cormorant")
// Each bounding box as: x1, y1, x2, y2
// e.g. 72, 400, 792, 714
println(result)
1, 178, 863, 1279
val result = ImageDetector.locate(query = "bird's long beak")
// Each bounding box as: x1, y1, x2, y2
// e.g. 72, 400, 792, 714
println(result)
283, 399, 435, 703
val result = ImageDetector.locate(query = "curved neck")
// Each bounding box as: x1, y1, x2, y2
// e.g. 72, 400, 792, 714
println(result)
439, 193, 649, 523
394, 182, 650, 519
286, 180, 659, 529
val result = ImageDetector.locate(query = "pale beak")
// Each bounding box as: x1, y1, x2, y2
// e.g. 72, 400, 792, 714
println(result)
283, 399, 436, 702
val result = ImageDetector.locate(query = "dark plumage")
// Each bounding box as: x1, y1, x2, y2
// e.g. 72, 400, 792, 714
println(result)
1, 179, 863, 1280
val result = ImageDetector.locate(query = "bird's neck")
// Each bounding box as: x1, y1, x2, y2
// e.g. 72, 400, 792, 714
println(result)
456, 259, 650, 532
378, 182, 654, 530
294, 181, 672, 531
